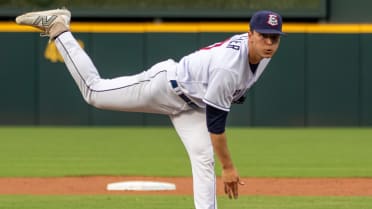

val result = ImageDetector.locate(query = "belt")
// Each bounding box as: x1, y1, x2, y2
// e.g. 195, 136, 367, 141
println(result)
170, 80, 199, 109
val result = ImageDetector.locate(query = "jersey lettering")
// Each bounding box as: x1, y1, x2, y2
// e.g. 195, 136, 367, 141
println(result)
226, 43, 240, 50
201, 35, 246, 51
201, 38, 230, 50
226, 36, 246, 51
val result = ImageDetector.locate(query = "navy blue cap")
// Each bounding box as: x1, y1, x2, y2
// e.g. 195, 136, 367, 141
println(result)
250, 10, 285, 35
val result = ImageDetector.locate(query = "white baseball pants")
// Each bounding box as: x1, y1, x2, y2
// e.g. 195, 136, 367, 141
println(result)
55, 32, 217, 209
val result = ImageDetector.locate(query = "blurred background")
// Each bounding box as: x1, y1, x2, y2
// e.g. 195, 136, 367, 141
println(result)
0, 0, 372, 127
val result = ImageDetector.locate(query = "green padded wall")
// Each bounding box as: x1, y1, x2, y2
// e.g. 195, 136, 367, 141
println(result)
2, 31, 372, 127
0, 33, 37, 125
306, 34, 359, 126
253, 34, 306, 126
360, 34, 372, 125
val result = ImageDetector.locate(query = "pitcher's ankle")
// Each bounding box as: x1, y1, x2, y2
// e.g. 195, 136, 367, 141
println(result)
50, 22, 69, 40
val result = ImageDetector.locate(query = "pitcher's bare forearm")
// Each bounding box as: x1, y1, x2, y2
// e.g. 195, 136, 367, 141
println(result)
210, 133, 234, 169
210, 133, 244, 199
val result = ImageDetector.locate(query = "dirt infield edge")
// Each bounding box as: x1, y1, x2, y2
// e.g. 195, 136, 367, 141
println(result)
1, 176, 372, 196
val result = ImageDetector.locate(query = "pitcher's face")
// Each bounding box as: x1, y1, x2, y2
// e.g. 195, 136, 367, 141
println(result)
248, 31, 281, 63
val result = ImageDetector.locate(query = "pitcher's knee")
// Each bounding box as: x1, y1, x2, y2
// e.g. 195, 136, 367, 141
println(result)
190, 148, 215, 167
81, 91, 105, 109
84, 97, 109, 110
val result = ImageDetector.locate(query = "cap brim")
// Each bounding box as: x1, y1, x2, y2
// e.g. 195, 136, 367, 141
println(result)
255, 29, 286, 36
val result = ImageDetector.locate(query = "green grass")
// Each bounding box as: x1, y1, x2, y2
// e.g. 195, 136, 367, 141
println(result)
228, 128, 372, 177
0, 127, 372, 177
1, 127, 372, 209
1, 195, 372, 209
0, 127, 189, 177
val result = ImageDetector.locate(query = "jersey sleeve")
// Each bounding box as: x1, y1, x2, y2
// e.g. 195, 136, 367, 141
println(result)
206, 104, 228, 134
203, 69, 237, 111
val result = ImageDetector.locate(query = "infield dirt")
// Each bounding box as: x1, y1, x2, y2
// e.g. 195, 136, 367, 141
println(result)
0, 176, 372, 196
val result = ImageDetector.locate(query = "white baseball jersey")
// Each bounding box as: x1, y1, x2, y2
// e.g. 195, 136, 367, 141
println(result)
176, 33, 271, 111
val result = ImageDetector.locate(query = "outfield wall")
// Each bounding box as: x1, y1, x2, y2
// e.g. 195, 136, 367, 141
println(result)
1, 22, 372, 126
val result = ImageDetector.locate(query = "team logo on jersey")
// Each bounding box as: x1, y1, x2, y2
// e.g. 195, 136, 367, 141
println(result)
267, 14, 279, 26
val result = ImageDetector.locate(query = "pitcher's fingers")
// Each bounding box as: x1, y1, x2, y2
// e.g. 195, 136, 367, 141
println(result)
225, 183, 233, 199
232, 182, 239, 199
224, 183, 228, 194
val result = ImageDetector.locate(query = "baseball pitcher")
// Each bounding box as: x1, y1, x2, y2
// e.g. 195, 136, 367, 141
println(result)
16, 9, 284, 209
